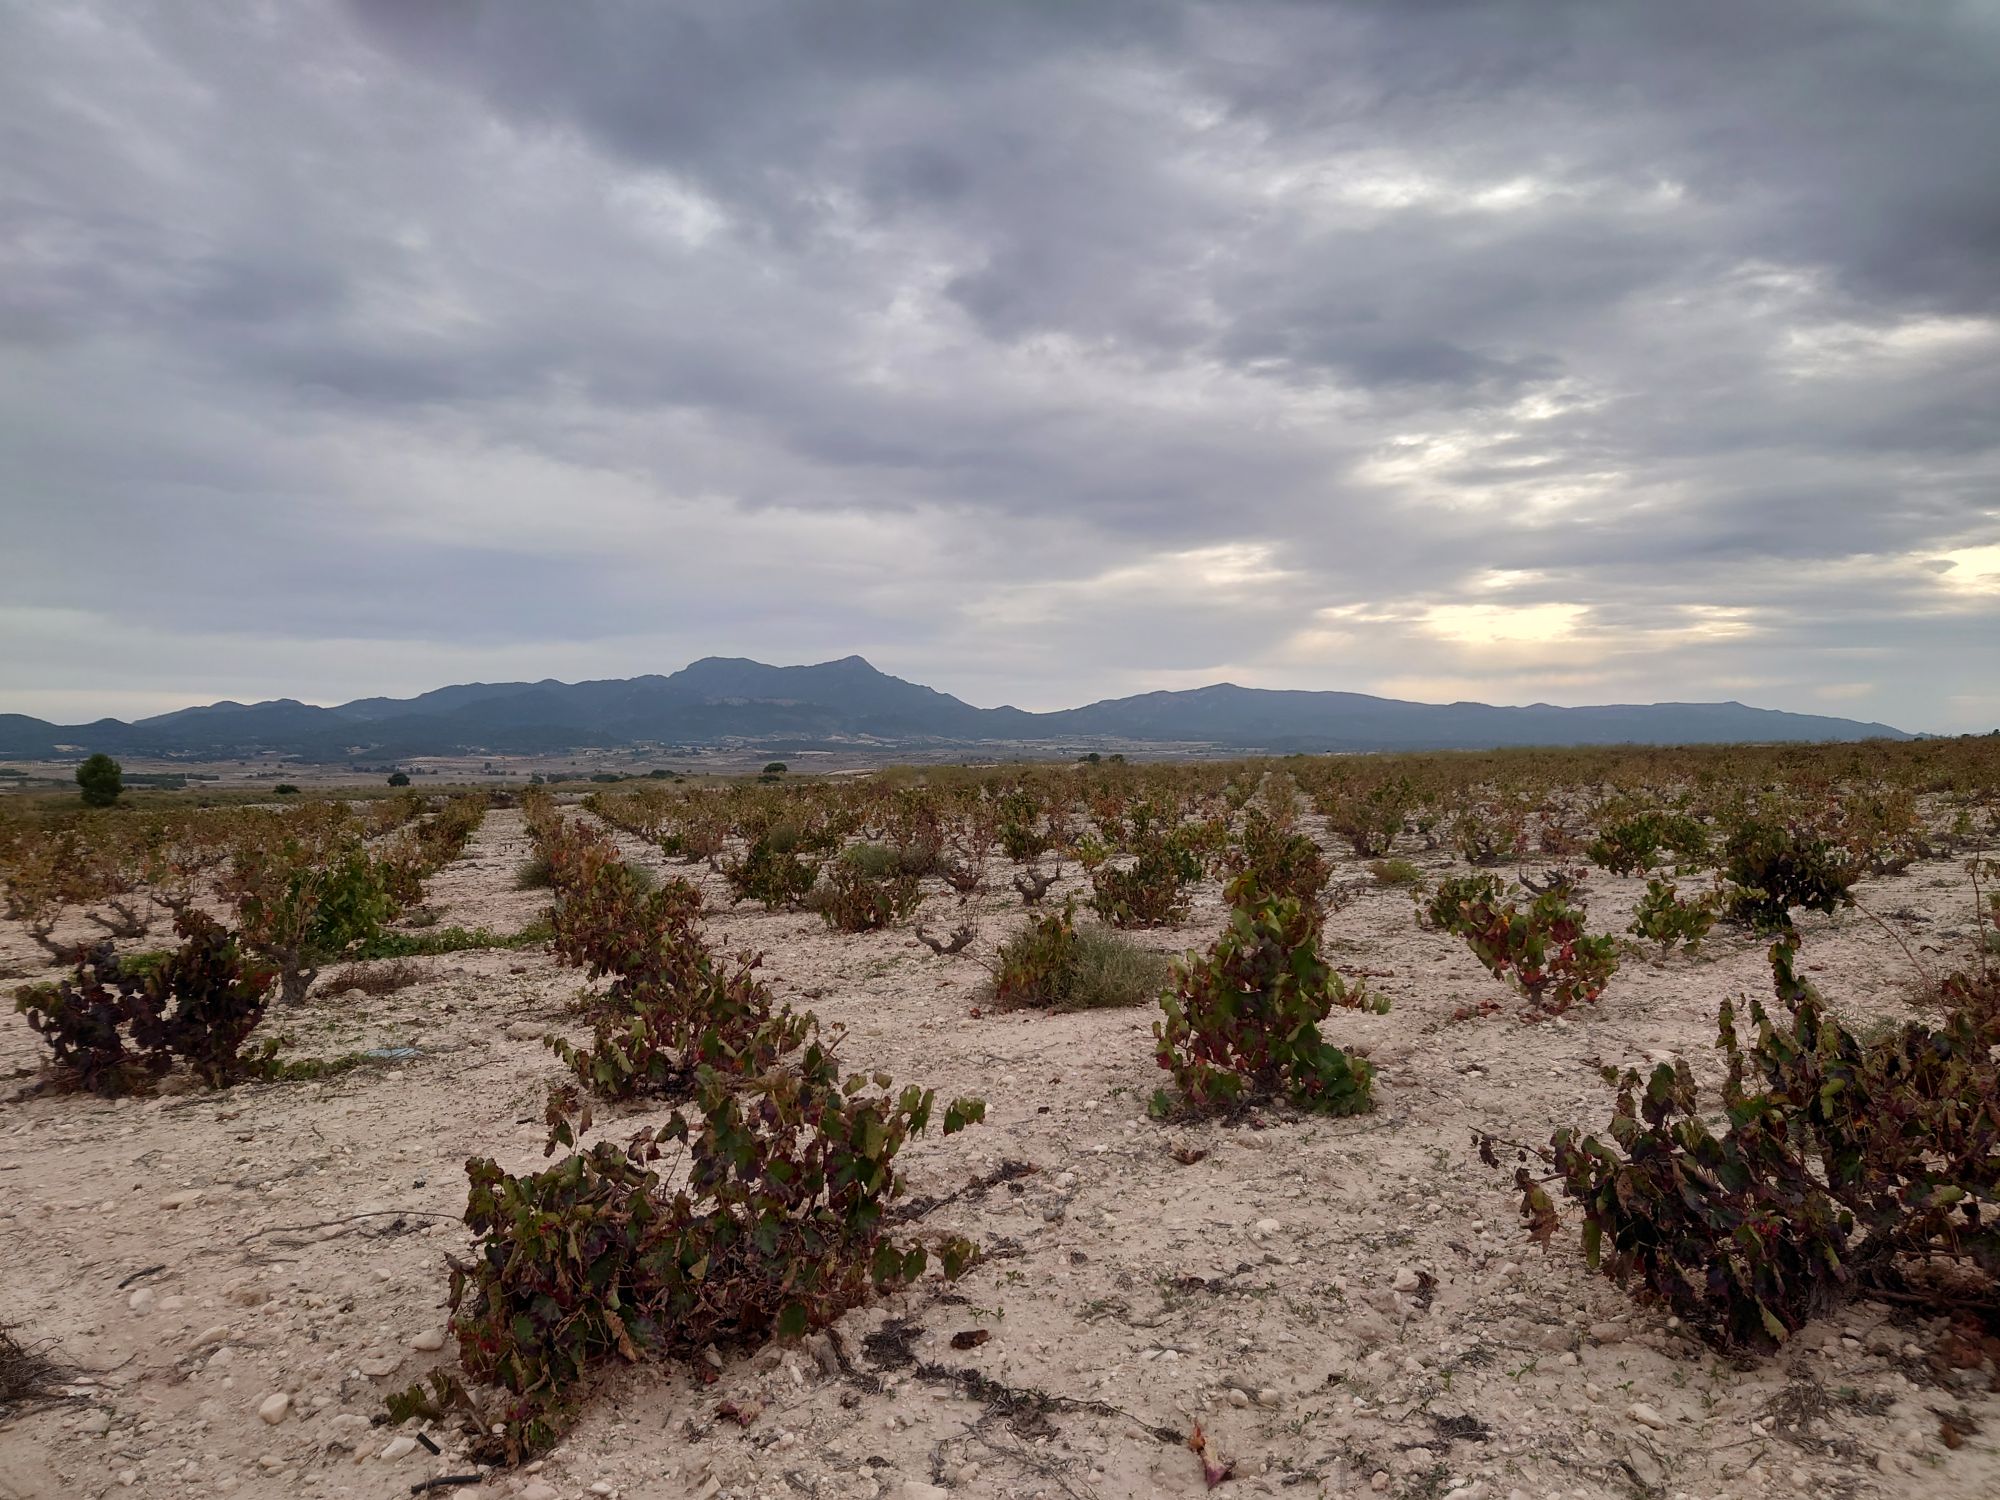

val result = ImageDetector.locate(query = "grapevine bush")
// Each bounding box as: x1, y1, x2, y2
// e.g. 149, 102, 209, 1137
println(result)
1088, 834, 1201, 928
391, 1047, 984, 1463
14, 912, 276, 1094
1719, 816, 1857, 933
1153, 875, 1382, 1117
1484, 942, 2000, 1350
536, 817, 806, 1100
1627, 877, 1718, 953
1421, 873, 1619, 1016
810, 859, 923, 933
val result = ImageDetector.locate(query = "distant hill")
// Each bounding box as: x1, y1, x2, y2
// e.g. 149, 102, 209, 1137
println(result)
0, 655, 1912, 761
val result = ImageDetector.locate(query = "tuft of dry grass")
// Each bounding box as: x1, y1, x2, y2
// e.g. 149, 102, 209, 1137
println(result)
325, 958, 425, 997
1, 1325, 78, 1418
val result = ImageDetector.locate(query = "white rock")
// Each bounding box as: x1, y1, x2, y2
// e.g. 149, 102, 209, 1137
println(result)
160, 1190, 202, 1210
191, 1324, 231, 1350
326, 1414, 373, 1449
409, 1328, 446, 1352
257, 1393, 290, 1425
898, 1484, 950, 1500
1252, 1217, 1281, 1238
358, 1353, 403, 1378
520, 1485, 559, 1500
77, 1410, 111, 1436
1392, 1267, 1423, 1293
127, 1288, 156, 1315
380, 1434, 418, 1461
1628, 1402, 1669, 1431
1255, 1387, 1282, 1408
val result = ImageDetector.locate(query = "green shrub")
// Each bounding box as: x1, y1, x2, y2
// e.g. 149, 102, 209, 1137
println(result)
988, 904, 1166, 1011
75, 754, 122, 808
1369, 857, 1424, 887
390, 1049, 983, 1463
346, 922, 549, 960
387, 771, 411, 787
1153, 875, 1381, 1116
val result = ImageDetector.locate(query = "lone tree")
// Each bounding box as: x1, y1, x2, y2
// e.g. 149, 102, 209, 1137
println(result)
76, 754, 123, 808
387, 771, 410, 787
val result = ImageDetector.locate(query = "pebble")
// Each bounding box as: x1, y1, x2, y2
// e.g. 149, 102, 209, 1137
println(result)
77, 1410, 111, 1436
381, 1435, 418, 1461
1628, 1403, 1668, 1431
1371, 1472, 1391, 1493
127, 1288, 156, 1315
1252, 1218, 1281, 1238
257, 1393, 290, 1425
898, 1483, 949, 1500
1628, 1445, 1666, 1488
1392, 1267, 1422, 1293
1255, 1387, 1282, 1408
1227, 1389, 1251, 1408
519, 1485, 558, 1500
191, 1324, 231, 1350
410, 1328, 447, 1352
358, 1353, 404, 1377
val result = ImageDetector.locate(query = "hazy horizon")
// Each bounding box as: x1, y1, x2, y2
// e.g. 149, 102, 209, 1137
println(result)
0, 652, 1919, 735
3, 3, 1996, 730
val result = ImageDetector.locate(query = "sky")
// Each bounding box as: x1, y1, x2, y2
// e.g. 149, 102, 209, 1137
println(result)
2, 1, 1996, 733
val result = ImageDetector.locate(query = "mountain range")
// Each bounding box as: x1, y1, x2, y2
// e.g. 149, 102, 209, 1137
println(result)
0, 656, 1912, 761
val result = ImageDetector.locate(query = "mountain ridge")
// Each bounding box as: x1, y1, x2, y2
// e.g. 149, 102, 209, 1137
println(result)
0, 656, 1914, 761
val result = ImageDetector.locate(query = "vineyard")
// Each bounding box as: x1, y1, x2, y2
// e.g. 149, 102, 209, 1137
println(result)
2, 738, 1998, 1500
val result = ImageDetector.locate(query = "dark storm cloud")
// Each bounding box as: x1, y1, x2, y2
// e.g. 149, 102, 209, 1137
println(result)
0, 0, 1994, 728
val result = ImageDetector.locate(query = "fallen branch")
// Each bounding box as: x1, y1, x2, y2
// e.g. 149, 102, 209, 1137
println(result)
242, 1209, 458, 1242
410, 1476, 486, 1495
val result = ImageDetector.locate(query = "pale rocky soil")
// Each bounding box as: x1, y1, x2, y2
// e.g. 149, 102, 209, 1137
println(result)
2, 806, 1997, 1500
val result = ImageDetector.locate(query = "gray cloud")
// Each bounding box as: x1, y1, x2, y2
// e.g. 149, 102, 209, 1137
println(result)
0, 0, 1995, 731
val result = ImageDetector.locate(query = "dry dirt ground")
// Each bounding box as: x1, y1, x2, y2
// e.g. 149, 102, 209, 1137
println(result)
2, 807, 1997, 1500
